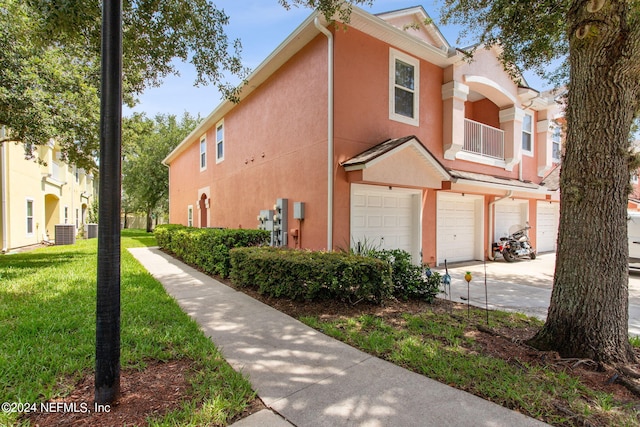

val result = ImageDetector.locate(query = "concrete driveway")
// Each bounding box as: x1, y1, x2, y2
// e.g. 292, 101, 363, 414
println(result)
433, 253, 640, 337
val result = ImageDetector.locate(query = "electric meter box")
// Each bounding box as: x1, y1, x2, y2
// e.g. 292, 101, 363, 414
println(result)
293, 202, 305, 220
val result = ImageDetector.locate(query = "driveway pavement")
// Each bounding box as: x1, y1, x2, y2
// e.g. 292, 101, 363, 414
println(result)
434, 252, 640, 336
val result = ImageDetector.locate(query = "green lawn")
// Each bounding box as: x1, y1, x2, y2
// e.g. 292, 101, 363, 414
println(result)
0, 229, 254, 426
299, 310, 639, 427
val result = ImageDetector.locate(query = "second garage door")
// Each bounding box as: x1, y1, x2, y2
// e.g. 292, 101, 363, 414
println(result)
437, 193, 483, 265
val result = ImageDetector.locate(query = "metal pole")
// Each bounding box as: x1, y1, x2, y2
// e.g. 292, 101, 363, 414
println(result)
95, 0, 122, 405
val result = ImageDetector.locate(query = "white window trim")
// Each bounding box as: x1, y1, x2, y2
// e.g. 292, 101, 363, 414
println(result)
215, 120, 224, 164
522, 113, 534, 157
187, 205, 193, 227
26, 198, 34, 237
199, 135, 207, 171
389, 48, 420, 127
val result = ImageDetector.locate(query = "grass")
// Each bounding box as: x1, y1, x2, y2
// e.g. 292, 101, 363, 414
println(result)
0, 229, 255, 426
299, 309, 640, 427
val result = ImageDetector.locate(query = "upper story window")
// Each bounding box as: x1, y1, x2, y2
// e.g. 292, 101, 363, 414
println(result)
389, 48, 420, 126
552, 127, 562, 161
216, 121, 224, 163
199, 135, 207, 171
522, 113, 533, 155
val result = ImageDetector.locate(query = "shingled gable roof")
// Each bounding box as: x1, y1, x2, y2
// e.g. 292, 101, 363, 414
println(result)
341, 135, 450, 180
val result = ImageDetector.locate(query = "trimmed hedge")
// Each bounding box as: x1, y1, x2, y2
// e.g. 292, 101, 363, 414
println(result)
153, 224, 187, 249
230, 247, 393, 304
153, 225, 270, 278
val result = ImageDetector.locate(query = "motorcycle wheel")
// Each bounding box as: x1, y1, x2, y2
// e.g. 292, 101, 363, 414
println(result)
503, 250, 516, 263
530, 252, 536, 260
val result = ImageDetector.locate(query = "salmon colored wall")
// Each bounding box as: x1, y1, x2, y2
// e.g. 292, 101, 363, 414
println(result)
168, 21, 554, 261
169, 35, 332, 250
467, 98, 500, 128
422, 190, 438, 267
331, 27, 446, 252
528, 201, 538, 249
332, 27, 444, 159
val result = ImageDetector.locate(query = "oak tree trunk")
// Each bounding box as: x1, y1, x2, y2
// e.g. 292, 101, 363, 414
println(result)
529, 1, 640, 364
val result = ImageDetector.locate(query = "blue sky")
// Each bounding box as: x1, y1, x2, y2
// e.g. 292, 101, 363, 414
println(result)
124, 1, 553, 118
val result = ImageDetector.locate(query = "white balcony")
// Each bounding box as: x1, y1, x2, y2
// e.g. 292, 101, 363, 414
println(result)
463, 119, 504, 160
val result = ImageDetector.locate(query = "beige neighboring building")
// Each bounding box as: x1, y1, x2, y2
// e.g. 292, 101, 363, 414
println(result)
0, 135, 95, 252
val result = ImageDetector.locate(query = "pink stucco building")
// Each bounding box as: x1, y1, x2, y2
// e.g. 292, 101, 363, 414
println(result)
163, 6, 561, 266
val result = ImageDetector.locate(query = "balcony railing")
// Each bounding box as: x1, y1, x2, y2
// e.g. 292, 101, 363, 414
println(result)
50, 161, 65, 182
463, 119, 504, 160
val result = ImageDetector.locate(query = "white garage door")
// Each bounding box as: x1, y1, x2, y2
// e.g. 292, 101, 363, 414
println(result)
437, 193, 482, 264
537, 201, 559, 252
351, 185, 421, 262
494, 201, 528, 241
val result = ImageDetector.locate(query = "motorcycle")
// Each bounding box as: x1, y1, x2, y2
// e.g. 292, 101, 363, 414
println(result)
492, 223, 536, 262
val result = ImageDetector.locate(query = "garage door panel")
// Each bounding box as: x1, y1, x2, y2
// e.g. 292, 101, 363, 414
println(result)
537, 202, 559, 253
351, 185, 420, 262
383, 216, 397, 227
367, 215, 382, 227
352, 215, 365, 227
368, 195, 382, 207
495, 202, 527, 241
437, 193, 479, 264
384, 197, 397, 208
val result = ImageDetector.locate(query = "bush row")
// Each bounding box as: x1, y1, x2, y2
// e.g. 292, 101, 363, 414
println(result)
153, 225, 270, 278
229, 247, 393, 304
155, 225, 440, 305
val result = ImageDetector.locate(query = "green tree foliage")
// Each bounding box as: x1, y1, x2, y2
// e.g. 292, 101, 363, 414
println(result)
122, 113, 200, 232
0, 0, 99, 170
278, 0, 373, 23
441, 0, 640, 364
0, 0, 248, 170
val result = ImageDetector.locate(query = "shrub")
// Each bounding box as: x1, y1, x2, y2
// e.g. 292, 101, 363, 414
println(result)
153, 225, 270, 278
369, 249, 440, 302
153, 224, 186, 248
229, 247, 393, 304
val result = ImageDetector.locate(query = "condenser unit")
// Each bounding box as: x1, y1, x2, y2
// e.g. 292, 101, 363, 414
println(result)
55, 224, 76, 245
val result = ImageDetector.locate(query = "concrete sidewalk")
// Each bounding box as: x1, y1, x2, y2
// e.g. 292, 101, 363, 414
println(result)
128, 246, 549, 427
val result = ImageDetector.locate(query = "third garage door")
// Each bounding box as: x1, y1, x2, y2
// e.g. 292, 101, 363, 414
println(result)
536, 201, 559, 253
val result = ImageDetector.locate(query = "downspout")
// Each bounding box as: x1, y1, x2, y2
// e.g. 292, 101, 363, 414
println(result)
487, 190, 513, 260
314, 16, 334, 251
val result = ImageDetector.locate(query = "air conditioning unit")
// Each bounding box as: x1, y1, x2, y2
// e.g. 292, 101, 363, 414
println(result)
55, 224, 76, 245
86, 223, 98, 239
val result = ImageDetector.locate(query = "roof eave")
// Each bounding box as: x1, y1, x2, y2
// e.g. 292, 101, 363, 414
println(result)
451, 177, 552, 194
